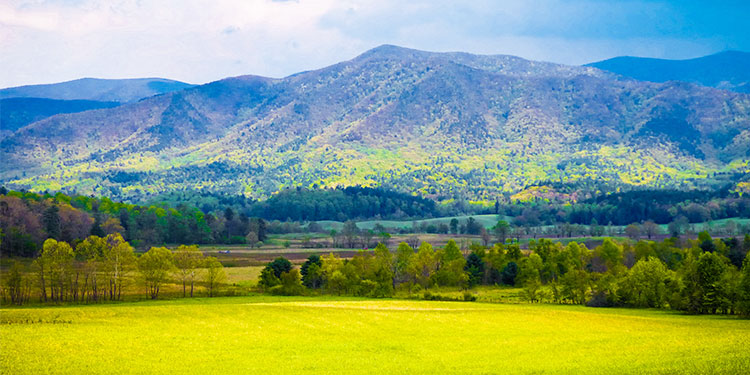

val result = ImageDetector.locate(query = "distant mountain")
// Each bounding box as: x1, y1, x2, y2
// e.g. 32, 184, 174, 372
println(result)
0, 77, 195, 103
587, 51, 750, 93
0, 97, 119, 138
2, 45, 749, 202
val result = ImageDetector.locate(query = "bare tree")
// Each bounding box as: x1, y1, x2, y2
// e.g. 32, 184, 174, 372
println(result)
642, 221, 660, 240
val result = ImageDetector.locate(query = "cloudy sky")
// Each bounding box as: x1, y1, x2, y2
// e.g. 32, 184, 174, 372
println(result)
1, 0, 748, 88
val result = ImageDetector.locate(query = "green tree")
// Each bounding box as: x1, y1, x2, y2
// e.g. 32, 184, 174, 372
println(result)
75, 235, 108, 302
449, 218, 459, 234
493, 220, 510, 244
372, 243, 395, 297
738, 254, 750, 316
409, 242, 437, 288
394, 242, 414, 285
696, 252, 726, 314
505, 243, 522, 261
432, 240, 467, 287
597, 239, 624, 273
518, 253, 543, 286
465, 253, 485, 288
43, 205, 61, 240
138, 246, 174, 299
501, 261, 518, 285
560, 269, 589, 304
301, 254, 323, 289
260, 257, 293, 289
270, 268, 304, 296
520, 255, 543, 303
173, 245, 203, 297
102, 233, 136, 301
622, 257, 669, 308
204, 256, 226, 297
2, 260, 29, 305
41, 238, 74, 302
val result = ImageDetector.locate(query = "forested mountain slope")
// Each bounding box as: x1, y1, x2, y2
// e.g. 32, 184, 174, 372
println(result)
2, 45, 749, 202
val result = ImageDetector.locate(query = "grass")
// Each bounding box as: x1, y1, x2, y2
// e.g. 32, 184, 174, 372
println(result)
2, 296, 749, 374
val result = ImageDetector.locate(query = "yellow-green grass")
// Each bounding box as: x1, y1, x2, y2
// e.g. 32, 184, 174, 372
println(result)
2, 296, 749, 374
224, 266, 264, 288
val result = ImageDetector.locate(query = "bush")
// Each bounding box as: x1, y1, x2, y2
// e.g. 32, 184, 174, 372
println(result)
587, 291, 614, 307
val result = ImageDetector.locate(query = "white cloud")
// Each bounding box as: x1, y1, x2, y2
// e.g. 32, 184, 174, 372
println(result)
0, 0, 745, 88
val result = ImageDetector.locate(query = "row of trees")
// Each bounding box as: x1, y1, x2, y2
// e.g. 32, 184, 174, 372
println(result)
257, 234, 750, 315
1, 234, 226, 305
507, 189, 750, 226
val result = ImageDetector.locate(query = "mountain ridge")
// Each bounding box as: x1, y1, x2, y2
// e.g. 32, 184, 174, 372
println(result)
0, 77, 196, 103
2, 45, 749, 201
586, 50, 750, 93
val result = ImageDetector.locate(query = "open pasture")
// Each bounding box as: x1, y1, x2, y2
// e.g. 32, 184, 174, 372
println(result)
2, 296, 749, 374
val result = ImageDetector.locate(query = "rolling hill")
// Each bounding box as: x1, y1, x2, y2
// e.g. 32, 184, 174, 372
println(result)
587, 51, 750, 93
2, 45, 749, 202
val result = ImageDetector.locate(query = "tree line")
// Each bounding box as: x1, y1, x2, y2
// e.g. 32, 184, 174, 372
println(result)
0, 188, 268, 256
152, 186, 442, 222
506, 189, 750, 226
1, 234, 226, 305
258, 234, 750, 315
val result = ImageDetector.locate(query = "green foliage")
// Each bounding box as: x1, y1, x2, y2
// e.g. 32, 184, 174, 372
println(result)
301, 254, 323, 289
621, 257, 669, 308
465, 253, 485, 288
260, 257, 293, 289
560, 269, 589, 304
138, 246, 174, 299
269, 269, 304, 296
739, 254, 750, 316
173, 245, 203, 297
204, 256, 226, 297
493, 220, 510, 244
597, 239, 624, 273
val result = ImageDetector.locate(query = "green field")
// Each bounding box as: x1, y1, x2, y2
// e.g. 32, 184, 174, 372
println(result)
2, 296, 749, 374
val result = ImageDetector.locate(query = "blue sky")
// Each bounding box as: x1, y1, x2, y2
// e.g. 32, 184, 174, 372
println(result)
1, 0, 748, 88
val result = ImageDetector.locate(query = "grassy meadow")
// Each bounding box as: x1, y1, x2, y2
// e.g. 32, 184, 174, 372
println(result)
2, 296, 749, 374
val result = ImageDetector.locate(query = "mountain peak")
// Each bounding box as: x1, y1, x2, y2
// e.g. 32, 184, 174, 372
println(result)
355, 44, 431, 61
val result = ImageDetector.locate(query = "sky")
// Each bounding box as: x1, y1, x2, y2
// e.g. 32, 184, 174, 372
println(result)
1, 0, 749, 88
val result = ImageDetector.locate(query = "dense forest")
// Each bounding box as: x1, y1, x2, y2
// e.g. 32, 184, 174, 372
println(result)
148, 185, 750, 226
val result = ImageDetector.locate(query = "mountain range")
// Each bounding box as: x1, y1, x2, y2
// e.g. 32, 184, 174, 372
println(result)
588, 51, 750, 93
1, 45, 749, 203
0, 78, 194, 138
